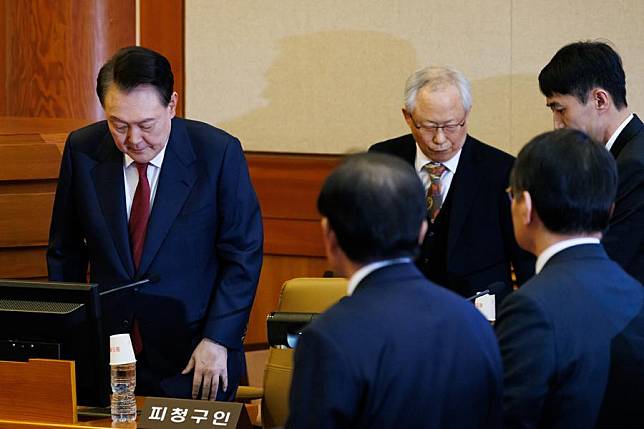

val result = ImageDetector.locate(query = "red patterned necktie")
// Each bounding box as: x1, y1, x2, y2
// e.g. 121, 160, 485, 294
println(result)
129, 162, 150, 270
128, 162, 150, 355
424, 162, 446, 221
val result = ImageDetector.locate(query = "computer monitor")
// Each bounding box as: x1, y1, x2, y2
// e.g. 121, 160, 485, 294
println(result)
0, 279, 110, 407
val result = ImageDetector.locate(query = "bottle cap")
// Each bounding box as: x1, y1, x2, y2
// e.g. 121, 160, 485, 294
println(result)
109, 333, 136, 365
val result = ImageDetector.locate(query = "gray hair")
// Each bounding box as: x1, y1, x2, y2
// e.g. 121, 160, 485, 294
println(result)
403, 66, 472, 113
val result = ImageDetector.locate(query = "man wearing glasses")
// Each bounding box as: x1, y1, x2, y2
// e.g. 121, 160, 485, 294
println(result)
370, 66, 533, 307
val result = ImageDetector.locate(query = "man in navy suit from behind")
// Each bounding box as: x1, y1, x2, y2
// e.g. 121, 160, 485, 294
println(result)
497, 129, 644, 428
47, 47, 263, 400
286, 153, 503, 429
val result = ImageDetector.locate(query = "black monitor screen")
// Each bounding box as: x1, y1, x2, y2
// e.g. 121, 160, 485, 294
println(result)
0, 279, 109, 407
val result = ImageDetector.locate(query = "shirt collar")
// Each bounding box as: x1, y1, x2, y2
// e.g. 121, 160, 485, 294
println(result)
123, 143, 168, 169
605, 113, 633, 152
347, 257, 411, 295
414, 141, 462, 174
535, 237, 600, 274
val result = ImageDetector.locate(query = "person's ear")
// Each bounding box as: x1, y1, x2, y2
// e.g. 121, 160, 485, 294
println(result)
168, 92, 178, 118
418, 219, 428, 245
518, 190, 534, 226
591, 88, 611, 112
402, 108, 414, 128
320, 218, 338, 254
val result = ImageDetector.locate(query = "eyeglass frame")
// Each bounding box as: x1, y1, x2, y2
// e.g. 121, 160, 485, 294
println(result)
405, 110, 467, 135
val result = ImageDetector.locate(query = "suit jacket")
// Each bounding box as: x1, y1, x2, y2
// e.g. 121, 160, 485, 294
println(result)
47, 117, 263, 398
605, 113, 644, 283
286, 263, 503, 429
369, 134, 534, 304
496, 244, 644, 429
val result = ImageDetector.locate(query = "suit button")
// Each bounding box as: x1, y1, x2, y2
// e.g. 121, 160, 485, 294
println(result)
122, 320, 129, 328
423, 258, 430, 264
428, 231, 435, 238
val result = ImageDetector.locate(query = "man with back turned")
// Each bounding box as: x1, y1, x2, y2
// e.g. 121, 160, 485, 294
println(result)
286, 153, 503, 429
497, 129, 644, 428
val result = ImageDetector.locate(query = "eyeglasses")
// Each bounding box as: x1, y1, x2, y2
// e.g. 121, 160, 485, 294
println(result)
407, 111, 466, 135
505, 186, 515, 201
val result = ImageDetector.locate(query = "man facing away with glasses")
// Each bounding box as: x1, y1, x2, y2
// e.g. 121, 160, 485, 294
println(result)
370, 66, 534, 308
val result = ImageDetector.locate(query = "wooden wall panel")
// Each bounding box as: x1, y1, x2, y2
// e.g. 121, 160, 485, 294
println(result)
0, 0, 6, 116
140, 0, 185, 117
0, 194, 53, 247
0, 248, 48, 279
248, 153, 340, 220
2, 0, 135, 120
0, 117, 342, 346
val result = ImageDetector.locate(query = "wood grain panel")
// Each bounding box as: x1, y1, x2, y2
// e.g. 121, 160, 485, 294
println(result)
0, 193, 54, 247
0, 247, 48, 279
245, 255, 332, 345
0, 117, 90, 134
3, 1, 134, 120
0, 143, 63, 181
140, 0, 185, 117
247, 153, 341, 220
264, 218, 325, 257
0, 0, 6, 116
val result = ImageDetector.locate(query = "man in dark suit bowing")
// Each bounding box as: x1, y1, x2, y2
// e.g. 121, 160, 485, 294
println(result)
370, 66, 533, 307
286, 153, 503, 429
47, 47, 263, 400
539, 41, 644, 283
497, 129, 644, 428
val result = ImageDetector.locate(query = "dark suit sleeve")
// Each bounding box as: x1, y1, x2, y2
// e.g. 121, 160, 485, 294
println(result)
47, 134, 89, 282
201, 138, 263, 350
497, 292, 555, 429
286, 328, 359, 429
602, 156, 644, 273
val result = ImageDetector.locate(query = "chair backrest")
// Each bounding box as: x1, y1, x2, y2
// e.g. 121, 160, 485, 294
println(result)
261, 277, 347, 428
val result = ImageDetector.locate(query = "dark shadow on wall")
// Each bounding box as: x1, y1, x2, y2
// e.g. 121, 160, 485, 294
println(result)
220, 31, 418, 154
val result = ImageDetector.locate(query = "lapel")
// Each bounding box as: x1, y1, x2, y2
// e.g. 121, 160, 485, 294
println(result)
445, 136, 482, 259
399, 135, 418, 166
137, 118, 197, 275
91, 130, 135, 278
610, 114, 643, 159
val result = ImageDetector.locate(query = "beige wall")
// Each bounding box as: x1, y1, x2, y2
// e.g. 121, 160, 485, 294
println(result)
185, 1, 644, 155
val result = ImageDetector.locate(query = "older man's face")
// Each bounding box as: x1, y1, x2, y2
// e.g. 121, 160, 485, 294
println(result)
403, 84, 469, 163
104, 83, 177, 163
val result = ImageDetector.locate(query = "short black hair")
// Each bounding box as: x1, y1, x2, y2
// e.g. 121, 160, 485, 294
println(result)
539, 41, 627, 109
96, 46, 174, 107
317, 153, 426, 264
510, 129, 617, 234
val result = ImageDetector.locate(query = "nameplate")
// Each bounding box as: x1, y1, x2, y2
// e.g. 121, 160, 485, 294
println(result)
139, 397, 246, 429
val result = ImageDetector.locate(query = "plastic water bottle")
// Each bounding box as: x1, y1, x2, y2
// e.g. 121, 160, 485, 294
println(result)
111, 362, 137, 422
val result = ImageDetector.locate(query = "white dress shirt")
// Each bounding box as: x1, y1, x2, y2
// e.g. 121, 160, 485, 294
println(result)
605, 113, 633, 152
123, 145, 167, 219
347, 258, 412, 296
535, 237, 601, 274
414, 143, 462, 201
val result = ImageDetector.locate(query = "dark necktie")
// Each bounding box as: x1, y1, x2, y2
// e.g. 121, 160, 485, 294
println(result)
128, 162, 149, 355
424, 162, 446, 221
129, 162, 150, 270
